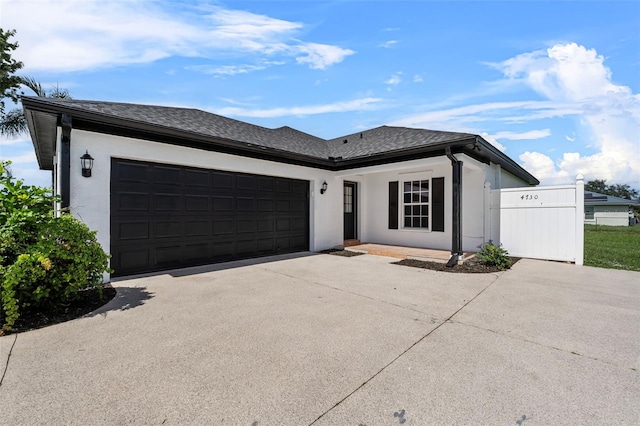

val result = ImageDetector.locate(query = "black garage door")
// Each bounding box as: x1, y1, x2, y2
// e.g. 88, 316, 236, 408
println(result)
110, 158, 309, 276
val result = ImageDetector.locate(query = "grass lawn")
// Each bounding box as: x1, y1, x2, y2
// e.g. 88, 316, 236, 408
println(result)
584, 224, 640, 271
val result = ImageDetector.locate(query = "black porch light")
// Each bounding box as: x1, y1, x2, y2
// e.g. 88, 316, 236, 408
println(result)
80, 150, 94, 177
320, 181, 328, 194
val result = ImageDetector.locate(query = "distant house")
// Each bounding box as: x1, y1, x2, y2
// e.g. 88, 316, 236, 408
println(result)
584, 191, 638, 226
22, 96, 538, 278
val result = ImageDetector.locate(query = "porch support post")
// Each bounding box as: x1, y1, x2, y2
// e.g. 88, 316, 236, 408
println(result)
60, 113, 72, 211
445, 147, 463, 267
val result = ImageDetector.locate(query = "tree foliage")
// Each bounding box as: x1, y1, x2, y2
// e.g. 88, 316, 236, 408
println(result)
585, 179, 639, 201
0, 28, 24, 115
0, 161, 111, 332
0, 30, 71, 137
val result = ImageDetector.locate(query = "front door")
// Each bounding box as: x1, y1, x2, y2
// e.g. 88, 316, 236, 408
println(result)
343, 182, 357, 240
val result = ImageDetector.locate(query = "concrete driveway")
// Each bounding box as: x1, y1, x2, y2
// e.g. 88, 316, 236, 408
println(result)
1, 254, 638, 425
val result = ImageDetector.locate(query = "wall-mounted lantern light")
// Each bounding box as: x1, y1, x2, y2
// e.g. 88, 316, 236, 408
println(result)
320, 181, 328, 194
80, 150, 94, 177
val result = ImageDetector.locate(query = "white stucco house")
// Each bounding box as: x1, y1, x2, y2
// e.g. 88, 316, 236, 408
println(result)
584, 191, 638, 226
23, 96, 539, 278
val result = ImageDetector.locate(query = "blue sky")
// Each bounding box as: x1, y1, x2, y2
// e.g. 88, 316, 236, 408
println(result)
1, 0, 639, 188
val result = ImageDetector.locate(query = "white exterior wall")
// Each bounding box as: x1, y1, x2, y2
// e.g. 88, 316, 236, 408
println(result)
585, 205, 631, 226
67, 130, 342, 269
500, 169, 528, 189
462, 165, 486, 250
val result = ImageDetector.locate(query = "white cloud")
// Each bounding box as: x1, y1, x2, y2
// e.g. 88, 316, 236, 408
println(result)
480, 129, 551, 152
390, 43, 640, 186
0, 135, 31, 146
385, 72, 402, 89
1, 150, 37, 164
480, 133, 507, 152
187, 61, 285, 76
378, 40, 398, 48
2, 0, 354, 72
492, 129, 551, 140
213, 97, 383, 118
413, 74, 423, 83
496, 43, 640, 186
389, 100, 581, 129
294, 43, 354, 70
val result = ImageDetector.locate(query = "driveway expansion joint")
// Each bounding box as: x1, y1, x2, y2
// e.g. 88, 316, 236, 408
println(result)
451, 319, 638, 372
308, 271, 502, 425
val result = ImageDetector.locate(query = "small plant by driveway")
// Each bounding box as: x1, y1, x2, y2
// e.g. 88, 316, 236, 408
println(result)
476, 241, 512, 270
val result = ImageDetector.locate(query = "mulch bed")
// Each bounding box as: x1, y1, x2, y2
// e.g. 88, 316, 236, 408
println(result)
320, 249, 365, 257
394, 257, 521, 273
2, 285, 117, 335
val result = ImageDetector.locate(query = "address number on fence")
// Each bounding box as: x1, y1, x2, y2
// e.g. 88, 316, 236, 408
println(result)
520, 194, 539, 200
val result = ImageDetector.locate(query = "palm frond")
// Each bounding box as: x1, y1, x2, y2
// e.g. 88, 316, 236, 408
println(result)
0, 108, 27, 137
20, 76, 46, 97
49, 85, 71, 99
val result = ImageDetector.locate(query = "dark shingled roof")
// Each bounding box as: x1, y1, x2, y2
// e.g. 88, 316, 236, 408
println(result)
327, 126, 474, 159
22, 98, 475, 159
21, 97, 540, 184
25, 98, 331, 158
585, 191, 639, 206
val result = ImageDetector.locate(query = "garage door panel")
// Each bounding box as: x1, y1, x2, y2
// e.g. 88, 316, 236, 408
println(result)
118, 192, 150, 211
236, 175, 255, 190
257, 238, 274, 252
116, 221, 149, 240
276, 218, 291, 231
276, 200, 290, 212
257, 177, 274, 191
111, 158, 309, 276
117, 248, 149, 269
292, 218, 306, 230
212, 196, 234, 212
257, 199, 274, 212
236, 239, 257, 254
212, 172, 234, 189
236, 220, 256, 234
154, 245, 182, 264
184, 243, 210, 261
276, 236, 291, 250
153, 166, 181, 184
185, 195, 209, 211
236, 197, 255, 212
275, 179, 290, 192
213, 220, 234, 235
185, 169, 209, 187
155, 221, 182, 238
213, 241, 234, 257
116, 161, 148, 182
257, 219, 274, 232
185, 220, 209, 237
154, 193, 181, 211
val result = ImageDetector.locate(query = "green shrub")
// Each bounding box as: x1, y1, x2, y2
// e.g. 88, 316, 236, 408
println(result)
476, 241, 512, 270
0, 161, 110, 331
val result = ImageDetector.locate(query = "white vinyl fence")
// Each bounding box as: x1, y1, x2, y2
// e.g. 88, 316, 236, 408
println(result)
488, 175, 584, 265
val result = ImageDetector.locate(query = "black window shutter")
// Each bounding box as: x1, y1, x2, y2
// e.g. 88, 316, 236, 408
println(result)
432, 177, 445, 232
389, 181, 398, 229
